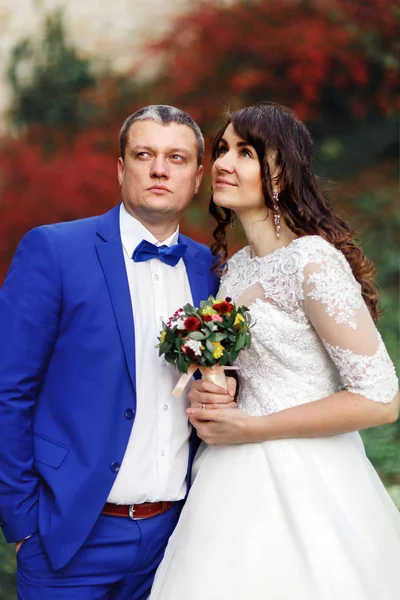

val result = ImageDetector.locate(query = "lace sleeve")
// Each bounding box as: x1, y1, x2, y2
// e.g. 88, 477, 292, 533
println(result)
301, 245, 398, 404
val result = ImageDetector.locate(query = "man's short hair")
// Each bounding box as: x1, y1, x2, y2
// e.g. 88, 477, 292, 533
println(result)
119, 105, 204, 165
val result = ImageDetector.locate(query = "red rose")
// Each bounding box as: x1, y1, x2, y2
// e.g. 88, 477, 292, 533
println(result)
184, 316, 202, 332
212, 301, 234, 314
202, 315, 213, 322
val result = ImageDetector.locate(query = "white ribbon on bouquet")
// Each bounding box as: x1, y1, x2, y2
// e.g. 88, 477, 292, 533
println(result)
172, 365, 239, 398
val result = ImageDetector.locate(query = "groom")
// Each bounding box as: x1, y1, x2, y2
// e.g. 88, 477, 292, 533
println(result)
0, 105, 233, 599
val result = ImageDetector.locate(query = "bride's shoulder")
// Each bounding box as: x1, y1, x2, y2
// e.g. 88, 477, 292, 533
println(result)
291, 235, 356, 289
291, 235, 345, 266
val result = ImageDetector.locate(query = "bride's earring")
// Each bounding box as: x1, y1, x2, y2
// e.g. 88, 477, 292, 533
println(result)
272, 189, 281, 238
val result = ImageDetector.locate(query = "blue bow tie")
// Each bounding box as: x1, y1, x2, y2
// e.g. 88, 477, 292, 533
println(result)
132, 239, 188, 267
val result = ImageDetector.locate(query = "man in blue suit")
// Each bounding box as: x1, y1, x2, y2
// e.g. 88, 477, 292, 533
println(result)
0, 105, 231, 598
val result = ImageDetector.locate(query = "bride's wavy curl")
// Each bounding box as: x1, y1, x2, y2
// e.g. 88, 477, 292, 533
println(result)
209, 103, 379, 321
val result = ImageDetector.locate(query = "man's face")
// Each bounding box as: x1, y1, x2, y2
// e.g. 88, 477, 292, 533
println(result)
118, 119, 203, 223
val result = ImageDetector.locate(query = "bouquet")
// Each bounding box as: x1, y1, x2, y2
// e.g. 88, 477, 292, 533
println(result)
157, 296, 251, 396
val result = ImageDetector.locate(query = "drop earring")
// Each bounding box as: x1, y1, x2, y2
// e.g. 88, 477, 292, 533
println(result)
272, 189, 280, 238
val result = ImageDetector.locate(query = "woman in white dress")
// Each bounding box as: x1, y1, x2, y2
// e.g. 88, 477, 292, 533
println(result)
150, 102, 400, 600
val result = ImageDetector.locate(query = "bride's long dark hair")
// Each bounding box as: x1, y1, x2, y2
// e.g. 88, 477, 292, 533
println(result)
209, 102, 379, 321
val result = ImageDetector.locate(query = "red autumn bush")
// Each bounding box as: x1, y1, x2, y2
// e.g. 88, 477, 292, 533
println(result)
149, 0, 398, 123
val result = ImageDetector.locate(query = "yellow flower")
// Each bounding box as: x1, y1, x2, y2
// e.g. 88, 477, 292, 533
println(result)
200, 306, 218, 316
233, 314, 245, 328
160, 330, 167, 343
212, 341, 225, 359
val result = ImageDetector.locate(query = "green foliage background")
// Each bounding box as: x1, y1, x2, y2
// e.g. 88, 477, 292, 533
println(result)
8, 12, 96, 132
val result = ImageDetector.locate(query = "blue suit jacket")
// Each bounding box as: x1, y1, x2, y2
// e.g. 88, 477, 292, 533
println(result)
0, 204, 219, 569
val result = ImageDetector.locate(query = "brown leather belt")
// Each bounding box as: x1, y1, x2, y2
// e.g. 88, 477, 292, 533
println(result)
101, 500, 174, 520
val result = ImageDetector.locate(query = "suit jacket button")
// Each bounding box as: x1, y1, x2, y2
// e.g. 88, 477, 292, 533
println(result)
110, 461, 120, 473
124, 408, 135, 420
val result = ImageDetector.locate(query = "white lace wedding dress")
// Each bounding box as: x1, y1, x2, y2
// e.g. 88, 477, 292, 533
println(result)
150, 235, 400, 600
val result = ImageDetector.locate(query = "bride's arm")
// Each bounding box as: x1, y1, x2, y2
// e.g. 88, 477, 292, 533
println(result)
249, 388, 399, 442
187, 384, 399, 446
188, 252, 399, 445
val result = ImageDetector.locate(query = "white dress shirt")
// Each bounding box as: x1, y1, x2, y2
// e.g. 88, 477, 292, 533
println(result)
107, 204, 194, 504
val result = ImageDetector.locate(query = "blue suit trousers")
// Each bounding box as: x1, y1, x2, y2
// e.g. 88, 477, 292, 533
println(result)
17, 502, 182, 599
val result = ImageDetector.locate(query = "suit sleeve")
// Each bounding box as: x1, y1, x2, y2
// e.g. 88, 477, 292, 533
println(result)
0, 227, 62, 542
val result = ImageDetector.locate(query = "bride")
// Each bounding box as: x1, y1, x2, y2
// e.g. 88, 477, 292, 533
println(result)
149, 102, 400, 600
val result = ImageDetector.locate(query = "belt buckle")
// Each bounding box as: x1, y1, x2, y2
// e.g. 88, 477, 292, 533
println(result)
129, 503, 147, 521
128, 504, 138, 520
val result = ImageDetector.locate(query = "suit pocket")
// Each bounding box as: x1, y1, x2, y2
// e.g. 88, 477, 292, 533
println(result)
33, 432, 69, 468
16, 530, 45, 564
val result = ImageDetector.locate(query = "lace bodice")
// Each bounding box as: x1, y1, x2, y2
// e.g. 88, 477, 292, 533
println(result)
219, 236, 398, 417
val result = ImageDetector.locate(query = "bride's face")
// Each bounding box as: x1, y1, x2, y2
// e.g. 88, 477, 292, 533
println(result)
211, 124, 264, 214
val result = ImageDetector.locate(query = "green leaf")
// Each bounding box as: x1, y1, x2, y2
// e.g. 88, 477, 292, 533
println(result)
200, 296, 216, 310
225, 313, 235, 327
188, 331, 208, 341
183, 303, 198, 316
234, 335, 246, 352
203, 349, 215, 364
166, 328, 178, 343
162, 341, 174, 354
175, 334, 183, 350
218, 352, 229, 366
177, 354, 189, 373
206, 339, 215, 353
209, 332, 226, 342
158, 342, 168, 355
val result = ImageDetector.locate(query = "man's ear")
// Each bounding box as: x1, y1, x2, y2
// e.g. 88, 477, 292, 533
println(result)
194, 165, 204, 195
117, 157, 124, 185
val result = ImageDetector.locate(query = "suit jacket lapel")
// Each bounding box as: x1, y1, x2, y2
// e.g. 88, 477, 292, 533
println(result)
95, 204, 136, 392
181, 238, 211, 307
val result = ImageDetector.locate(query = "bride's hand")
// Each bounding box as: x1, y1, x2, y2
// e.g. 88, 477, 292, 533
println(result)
186, 406, 255, 445
188, 377, 237, 410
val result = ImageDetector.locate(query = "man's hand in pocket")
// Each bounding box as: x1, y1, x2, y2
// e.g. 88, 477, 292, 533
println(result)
16, 539, 26, 554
